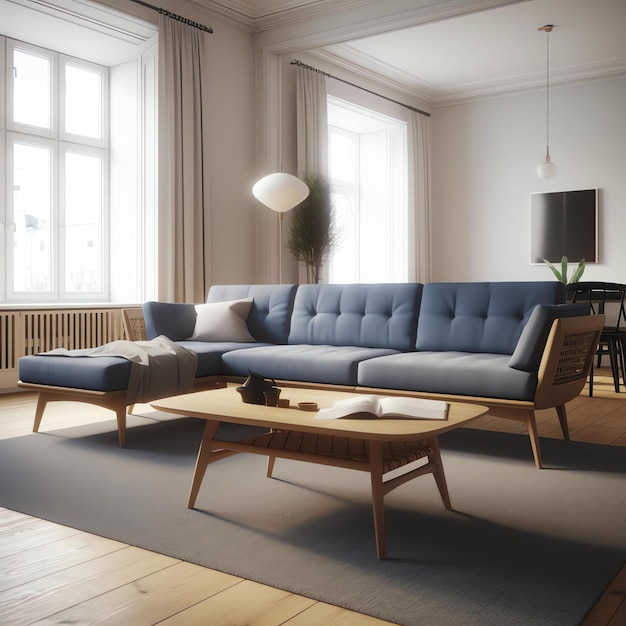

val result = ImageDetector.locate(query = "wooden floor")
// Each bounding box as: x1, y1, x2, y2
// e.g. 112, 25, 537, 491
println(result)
1, 369, 625, 625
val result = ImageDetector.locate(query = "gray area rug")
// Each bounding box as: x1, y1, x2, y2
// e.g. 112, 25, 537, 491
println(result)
1, 414, 625, 626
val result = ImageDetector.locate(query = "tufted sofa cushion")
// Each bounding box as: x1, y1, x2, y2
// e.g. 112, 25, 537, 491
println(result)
288, 283, 423, 351
206, 284, 297, 344
415, 281, 566, 355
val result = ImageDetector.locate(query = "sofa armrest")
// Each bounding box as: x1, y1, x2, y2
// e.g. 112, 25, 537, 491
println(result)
142, 301, 197, 340
533, 314, 604, 409
508, 303, 591, 373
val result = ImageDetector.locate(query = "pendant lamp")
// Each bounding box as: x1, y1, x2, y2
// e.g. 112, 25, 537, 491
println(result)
537, 25, 556, 179
252, 172, 309, 283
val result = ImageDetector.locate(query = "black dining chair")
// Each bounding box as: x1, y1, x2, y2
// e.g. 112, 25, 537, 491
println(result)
568, 281, 626, 396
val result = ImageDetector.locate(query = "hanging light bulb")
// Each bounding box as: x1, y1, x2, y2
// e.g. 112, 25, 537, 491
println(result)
537, 25, 555, 179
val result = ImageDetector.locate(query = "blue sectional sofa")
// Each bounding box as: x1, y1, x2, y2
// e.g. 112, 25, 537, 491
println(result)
18, 281, 603, 468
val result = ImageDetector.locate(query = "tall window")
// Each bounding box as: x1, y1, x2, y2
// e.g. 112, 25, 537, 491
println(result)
2, 39, 108, 302
327, 96, 408, 283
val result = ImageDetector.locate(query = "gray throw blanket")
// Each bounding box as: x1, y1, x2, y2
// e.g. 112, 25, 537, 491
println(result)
41, 336, 198, 404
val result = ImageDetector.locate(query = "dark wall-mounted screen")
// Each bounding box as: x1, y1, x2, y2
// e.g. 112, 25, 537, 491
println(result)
530, 189, 598, 264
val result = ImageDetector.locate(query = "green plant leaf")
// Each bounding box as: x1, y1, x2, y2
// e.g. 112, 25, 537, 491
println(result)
543, 259, 563, 282
569, 258, 586, 284
560, 256, 568, 284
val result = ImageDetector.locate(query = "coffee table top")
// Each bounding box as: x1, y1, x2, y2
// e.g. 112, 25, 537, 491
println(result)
151, 385, 488, 441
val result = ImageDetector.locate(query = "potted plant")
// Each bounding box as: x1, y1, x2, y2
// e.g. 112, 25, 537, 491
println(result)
287, 173, 340, 283
543, 256, 585, 285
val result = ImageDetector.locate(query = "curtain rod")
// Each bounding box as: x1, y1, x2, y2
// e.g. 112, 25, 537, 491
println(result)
291, 59, 430, 118
128, 0, 213, 33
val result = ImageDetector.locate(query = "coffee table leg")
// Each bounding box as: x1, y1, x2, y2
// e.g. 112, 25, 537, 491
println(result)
188, 420, 220, 508
369, 441, 386, 560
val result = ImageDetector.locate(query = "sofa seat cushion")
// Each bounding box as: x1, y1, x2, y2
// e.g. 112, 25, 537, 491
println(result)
177, 341, 271, 377
222, 344, 400, 386
358, 352, 537, 401
18, 341, 266, 390
19, 354, 132, 392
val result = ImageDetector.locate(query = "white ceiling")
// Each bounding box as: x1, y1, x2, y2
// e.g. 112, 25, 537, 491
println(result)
316, 0, 626, 104
202, 0, 626, 106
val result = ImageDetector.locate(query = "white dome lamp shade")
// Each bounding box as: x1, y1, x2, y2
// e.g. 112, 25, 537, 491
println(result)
252, 173, 309, 213
252, 172, 309, 283
537, 25, 556, 179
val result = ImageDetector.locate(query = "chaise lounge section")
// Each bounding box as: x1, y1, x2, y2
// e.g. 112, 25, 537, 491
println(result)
18, 281, 603, 467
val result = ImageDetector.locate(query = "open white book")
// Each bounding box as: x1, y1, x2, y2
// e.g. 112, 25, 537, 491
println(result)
314, 394, 449, 421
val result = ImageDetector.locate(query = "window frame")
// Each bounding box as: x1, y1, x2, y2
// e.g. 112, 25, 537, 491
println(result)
2, 37, 110, 303
6, 132, 58, 302
60, 54, 109, 149
329, 125, 360, 283
59, 141, 109, 301
7, 39, 57, 139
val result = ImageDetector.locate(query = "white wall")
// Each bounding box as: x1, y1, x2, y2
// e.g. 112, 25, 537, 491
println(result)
431, 77, 626, 282
202, 21, 256, 286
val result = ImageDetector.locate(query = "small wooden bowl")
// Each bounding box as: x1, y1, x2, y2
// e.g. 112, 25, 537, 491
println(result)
298, 402, 318, 411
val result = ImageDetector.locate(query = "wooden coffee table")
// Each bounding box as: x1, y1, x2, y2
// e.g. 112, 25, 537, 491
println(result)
152, 385, 488, 559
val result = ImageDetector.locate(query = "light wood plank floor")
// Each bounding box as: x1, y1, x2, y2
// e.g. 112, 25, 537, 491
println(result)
1, 369, 625, 625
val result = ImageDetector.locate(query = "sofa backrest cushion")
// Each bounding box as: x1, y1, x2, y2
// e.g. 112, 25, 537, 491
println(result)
507, 302, 591, 372
143, 301, 197, 340
206, 284, 297, 344
415, 281, 566, 354
288, 283, 423, 350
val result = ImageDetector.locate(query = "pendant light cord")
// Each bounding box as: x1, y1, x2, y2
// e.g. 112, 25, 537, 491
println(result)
545, 30, 550, 157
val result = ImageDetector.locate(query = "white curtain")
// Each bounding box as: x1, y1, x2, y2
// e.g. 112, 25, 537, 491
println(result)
296, 66, 328, 177
158, 15, 210, 303
408, 111, 431, 283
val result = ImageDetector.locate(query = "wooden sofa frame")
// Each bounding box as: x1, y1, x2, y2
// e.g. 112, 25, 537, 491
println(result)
18, 314, 603, 468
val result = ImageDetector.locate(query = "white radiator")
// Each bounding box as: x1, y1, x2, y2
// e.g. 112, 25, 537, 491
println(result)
0, 308, 126, 389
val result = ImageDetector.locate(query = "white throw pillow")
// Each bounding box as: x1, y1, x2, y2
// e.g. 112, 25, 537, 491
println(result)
188, 298, 255, 342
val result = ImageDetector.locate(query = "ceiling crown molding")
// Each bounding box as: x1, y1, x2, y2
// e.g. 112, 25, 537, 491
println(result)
318, 41, 626, 108
185, 0, 381, 32
7, 0, 156, 42
310, 48, 434, 110
185, 0, 254, 30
